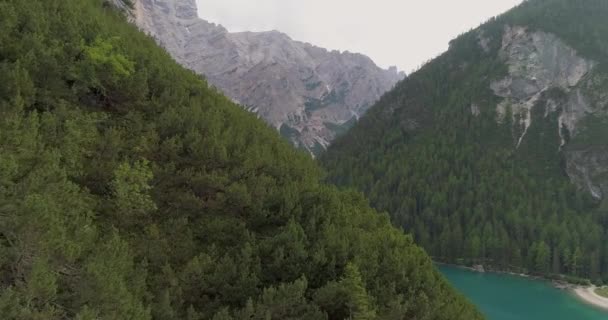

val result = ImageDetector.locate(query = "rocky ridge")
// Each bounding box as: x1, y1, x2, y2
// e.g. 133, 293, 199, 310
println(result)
113, 0, 404, 155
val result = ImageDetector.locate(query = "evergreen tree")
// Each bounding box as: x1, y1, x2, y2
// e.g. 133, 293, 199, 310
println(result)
0, 0, 482, 319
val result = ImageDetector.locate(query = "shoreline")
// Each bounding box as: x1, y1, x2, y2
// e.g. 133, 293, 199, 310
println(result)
435, 261, 589, 289
439, 263, 608, 314
572, 286, 608, 311
436, 261, 533, 279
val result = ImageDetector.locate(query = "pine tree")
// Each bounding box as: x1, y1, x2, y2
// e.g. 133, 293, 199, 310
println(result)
341, 264, 377, 320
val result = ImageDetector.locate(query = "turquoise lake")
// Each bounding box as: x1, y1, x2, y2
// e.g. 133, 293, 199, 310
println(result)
439, 265, 608, 320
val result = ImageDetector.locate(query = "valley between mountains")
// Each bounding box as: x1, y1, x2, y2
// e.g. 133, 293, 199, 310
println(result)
3, 0, 608, 319
117, 0, 608, 315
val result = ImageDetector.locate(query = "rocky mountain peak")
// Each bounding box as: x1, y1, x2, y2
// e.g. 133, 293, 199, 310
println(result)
173, 0, 197, 19
116, 0, 404, 155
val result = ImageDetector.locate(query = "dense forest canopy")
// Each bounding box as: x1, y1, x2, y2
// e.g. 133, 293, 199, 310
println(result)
323, 0, 608, 283
0, 0, 482, 319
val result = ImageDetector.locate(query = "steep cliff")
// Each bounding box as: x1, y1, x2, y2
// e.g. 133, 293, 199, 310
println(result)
488, 25, 608, 198
118, 0, 403, 155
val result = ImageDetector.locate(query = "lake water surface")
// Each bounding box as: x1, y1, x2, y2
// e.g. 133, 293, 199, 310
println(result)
439, 265, 608, 320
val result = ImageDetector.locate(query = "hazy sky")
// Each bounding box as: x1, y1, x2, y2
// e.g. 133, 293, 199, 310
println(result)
196, 0, 523, 73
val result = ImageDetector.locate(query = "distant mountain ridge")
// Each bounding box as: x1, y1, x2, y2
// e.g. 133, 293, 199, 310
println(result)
117, 0, 404, 155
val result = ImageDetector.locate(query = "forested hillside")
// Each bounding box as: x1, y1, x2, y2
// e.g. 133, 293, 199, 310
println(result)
323, 0, 608, 283
0, 0, 481, 319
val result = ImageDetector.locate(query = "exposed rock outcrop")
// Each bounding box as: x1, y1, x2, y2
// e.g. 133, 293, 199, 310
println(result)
491, 25, 608, 199
116, 0, 404, 155
566, 148, 608, 200
491, 26, 595, 146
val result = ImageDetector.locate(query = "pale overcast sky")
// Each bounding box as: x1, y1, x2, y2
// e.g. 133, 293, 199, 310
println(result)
196, 0, 523, 73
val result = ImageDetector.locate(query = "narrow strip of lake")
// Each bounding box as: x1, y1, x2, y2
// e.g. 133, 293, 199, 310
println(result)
439, 265, 608, 320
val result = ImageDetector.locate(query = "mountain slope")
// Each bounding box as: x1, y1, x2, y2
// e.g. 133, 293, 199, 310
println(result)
122, 0, 404, 155
0, 0, 480, 319
323, 0, 608, 282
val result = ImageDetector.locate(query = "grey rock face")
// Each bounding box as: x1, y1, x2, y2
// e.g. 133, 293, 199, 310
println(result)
123, 0, 404, 155
566, 148, 608, 200
492, 25, 595, 146
491, 25, 608, 199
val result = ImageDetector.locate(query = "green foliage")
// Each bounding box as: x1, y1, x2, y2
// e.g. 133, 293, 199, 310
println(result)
75, 306, 100, 320
26, 258, 58, 308
231, 278, 327, 319
570, 115, 608, 148
596, 287, 608, 298
323, 0, 608, 282
112, 159, 157, 215
314, 263, 377, 320
84, 37, 135, 78
0, 0, 481, 319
